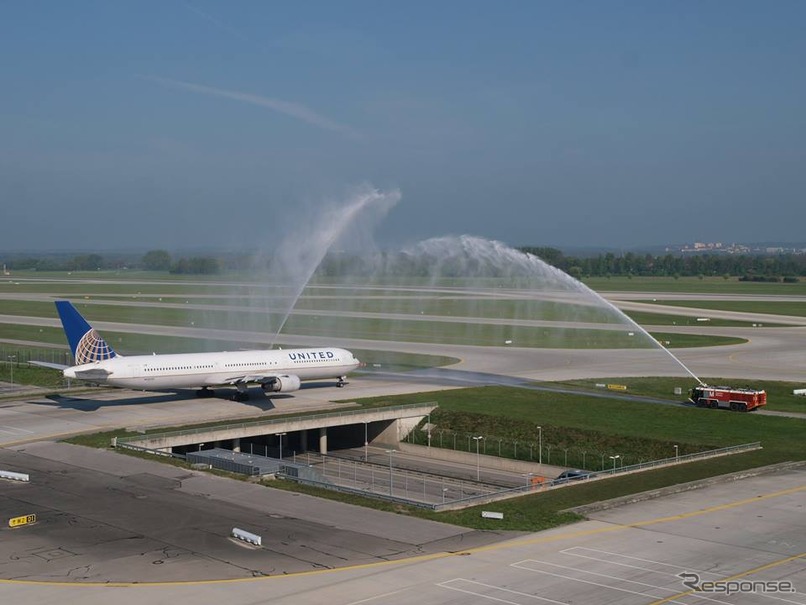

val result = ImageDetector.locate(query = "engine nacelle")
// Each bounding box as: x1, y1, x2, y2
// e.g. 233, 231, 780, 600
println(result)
261, 374, 301, 393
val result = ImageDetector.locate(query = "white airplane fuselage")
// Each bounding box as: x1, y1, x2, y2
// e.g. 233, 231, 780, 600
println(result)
64, 347, 360, 390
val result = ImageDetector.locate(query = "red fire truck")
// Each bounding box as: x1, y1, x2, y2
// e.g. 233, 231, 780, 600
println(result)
689, 385, 767, 412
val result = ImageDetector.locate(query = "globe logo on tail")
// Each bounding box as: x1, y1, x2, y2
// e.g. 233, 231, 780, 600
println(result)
75, 329, 116, 365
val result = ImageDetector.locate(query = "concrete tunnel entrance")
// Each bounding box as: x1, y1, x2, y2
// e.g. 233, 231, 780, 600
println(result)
135, 403, 438, 460
171, 419, 397, 459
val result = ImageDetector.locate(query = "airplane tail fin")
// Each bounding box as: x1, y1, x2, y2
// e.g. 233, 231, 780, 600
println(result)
55, 300, 119, 364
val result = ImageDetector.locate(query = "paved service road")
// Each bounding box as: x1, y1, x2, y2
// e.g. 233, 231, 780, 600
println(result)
1, 457, 803, 604
0, 442, 506, 584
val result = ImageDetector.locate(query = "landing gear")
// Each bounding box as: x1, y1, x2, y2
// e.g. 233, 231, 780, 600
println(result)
196, 387, 215, 398
231, 382, 250, 401
336, 376, 347, 388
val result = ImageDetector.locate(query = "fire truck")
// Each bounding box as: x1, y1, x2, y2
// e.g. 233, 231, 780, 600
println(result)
689, 385, 767, 412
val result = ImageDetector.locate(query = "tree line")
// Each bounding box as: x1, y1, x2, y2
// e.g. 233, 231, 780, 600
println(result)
3, 247, 805, 280
3, 250, 220, 274
519, 247, 805, 280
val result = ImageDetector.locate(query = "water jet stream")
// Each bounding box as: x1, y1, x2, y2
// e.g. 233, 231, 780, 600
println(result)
218, 191, 703, 385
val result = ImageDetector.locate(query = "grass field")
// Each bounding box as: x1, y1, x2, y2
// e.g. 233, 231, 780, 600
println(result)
0, 316, 745, 352
583, 275, 806, 295
1, 273, 796, 351
553, 375, 806, 414
623, 309, 789, 327
641, 299, 806, 317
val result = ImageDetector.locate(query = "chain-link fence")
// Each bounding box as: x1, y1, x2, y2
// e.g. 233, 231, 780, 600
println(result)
404, 426, 702, 472
0, 346, 73, 387
0, 346, 72, 366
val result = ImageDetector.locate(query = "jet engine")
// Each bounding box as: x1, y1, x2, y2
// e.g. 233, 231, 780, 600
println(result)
261, 374, 302, 393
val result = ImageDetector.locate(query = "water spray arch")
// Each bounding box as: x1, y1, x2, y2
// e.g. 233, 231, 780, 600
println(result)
209, 187, 702, 383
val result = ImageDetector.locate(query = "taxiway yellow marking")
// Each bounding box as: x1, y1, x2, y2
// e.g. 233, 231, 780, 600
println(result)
1, 483, 804, 588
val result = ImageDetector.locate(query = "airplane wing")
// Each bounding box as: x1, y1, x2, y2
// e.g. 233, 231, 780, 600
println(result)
29, 361, 69, 371
219, 374, 277, 385
219, 373, 302, 392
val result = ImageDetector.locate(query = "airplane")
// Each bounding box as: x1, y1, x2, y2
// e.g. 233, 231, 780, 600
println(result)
36, 300, 361, 401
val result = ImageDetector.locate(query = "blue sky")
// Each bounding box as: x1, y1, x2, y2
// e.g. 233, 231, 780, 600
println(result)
2, 1, 805, 251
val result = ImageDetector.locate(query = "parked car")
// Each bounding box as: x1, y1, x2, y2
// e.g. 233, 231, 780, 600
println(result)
554, 469, 591, 484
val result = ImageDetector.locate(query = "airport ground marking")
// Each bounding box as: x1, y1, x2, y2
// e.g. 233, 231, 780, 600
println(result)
1, 482, 804, 588
438, 578, 567, 604
345, 588, 406, 605
647, 551, 806, 605
561, 547, 726, 578
514, 557, 687, 594
511, 559, 689, 604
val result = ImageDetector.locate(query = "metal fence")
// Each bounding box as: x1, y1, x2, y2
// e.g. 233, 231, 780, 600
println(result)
278, 452, 503, 508
115, 436, 761, 510
404, 426, 716, 471
0, 346, 72, 366
280, 441, 763, 511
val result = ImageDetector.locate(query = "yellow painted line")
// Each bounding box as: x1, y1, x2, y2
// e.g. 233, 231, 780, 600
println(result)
464, 483, 806, 556
1, 483, 804, 588
648, 551, 806, 605
627, 482, 806, 528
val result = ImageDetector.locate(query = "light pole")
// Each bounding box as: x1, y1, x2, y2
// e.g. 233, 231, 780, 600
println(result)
277, 432, 287, 462
674, 444, 679, 462
609, 454, 620, 472
385, 449, 394, 496
537, 426, 542, 467
363, 421, 368, 461
8, 355, 15, 384
472, 436, 483, 481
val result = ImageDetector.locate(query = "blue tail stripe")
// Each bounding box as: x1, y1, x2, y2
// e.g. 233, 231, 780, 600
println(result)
55, 301, 117, 363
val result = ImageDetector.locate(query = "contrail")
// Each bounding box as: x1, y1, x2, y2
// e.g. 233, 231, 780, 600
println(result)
144, 75, 361, 138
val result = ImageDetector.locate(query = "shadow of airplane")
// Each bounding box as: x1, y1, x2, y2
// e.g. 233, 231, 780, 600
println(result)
34, 382, 336, 412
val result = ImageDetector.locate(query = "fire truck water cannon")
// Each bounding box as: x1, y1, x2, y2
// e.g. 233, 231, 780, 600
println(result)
689, 385, 767, 412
